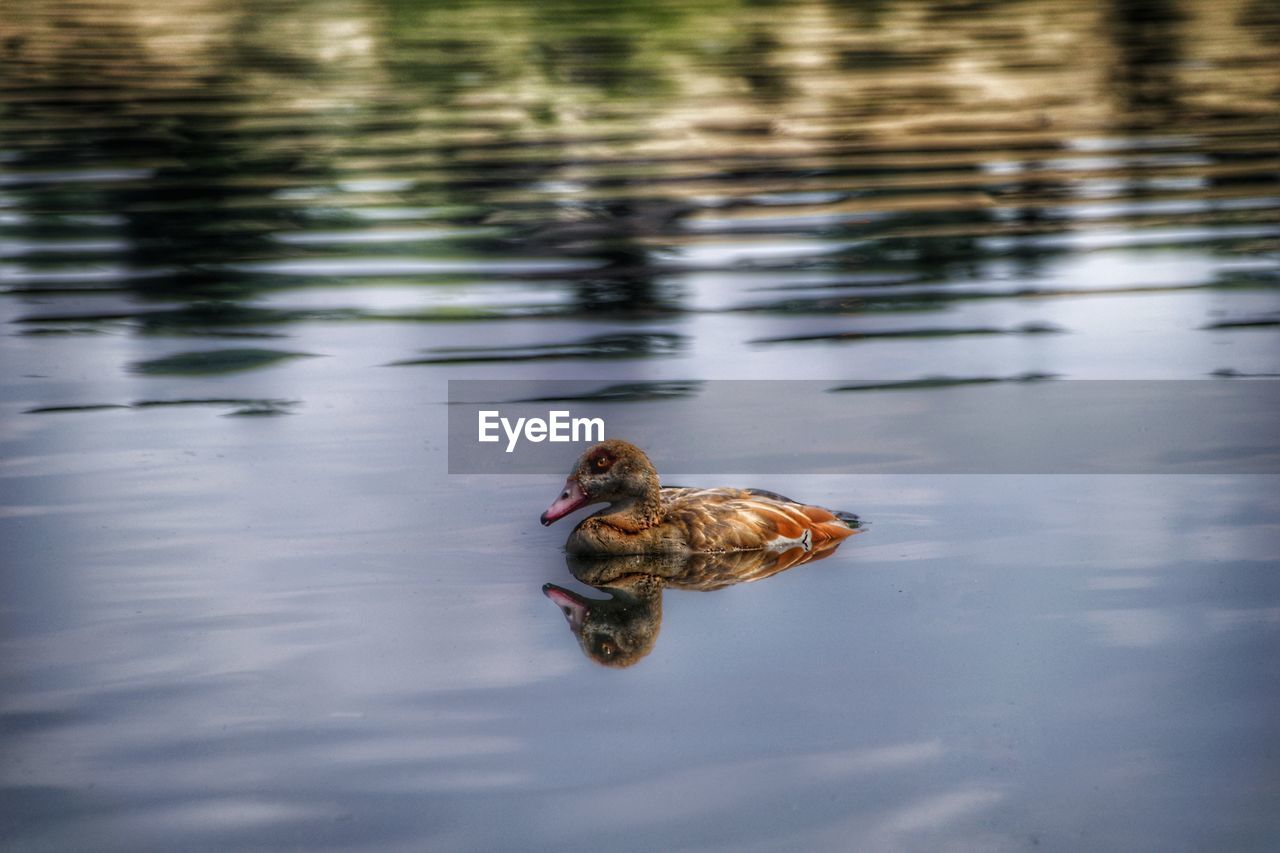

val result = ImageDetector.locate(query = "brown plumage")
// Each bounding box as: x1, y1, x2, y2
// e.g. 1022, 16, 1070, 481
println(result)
540, 439, 860, 556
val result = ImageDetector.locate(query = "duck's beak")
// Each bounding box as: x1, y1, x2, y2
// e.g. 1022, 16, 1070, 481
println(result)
543, 584, 589, 632
540, 478, 588, 526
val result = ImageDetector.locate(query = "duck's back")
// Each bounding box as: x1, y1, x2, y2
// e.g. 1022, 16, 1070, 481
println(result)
659, 486, 858, 553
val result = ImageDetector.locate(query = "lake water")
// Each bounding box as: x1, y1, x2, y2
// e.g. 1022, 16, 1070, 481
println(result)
2, 0, 1278, 850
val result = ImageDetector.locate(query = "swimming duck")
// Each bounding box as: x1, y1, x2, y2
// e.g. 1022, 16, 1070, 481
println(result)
540, 439, 860, 556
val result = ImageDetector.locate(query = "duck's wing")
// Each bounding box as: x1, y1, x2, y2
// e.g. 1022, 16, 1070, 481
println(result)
746, 488, 860, 528
743, 487, 797, 503
661, 487, 858, 553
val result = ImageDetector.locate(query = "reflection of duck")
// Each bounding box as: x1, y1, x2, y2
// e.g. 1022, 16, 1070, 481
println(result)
543, 542, 855, 668
544, 573, 663, 668
541, 439, 860, 556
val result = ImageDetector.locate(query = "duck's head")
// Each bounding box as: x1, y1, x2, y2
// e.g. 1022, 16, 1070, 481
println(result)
540, 439, 657, 526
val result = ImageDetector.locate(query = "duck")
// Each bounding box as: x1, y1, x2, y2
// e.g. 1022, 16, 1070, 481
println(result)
540, 439, 860, 556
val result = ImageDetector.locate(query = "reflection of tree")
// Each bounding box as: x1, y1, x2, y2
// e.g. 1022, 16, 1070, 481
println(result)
534, 200, 691, 315
108, 98, 309, 298
1106, 0, 1186, 127
839, 210, 995, 283
822, 0, 892, 27
4, 10, 329, 302
5, 0, 1270, 328
1237, 0, 1279, 42
735, 29, 789, 102
376, 1, 782, 318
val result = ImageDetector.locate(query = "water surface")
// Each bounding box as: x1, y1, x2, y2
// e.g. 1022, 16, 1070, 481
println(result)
2, 0, 1278, 850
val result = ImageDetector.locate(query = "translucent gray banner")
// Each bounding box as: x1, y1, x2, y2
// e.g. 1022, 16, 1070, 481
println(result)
447, 379, 1280, 475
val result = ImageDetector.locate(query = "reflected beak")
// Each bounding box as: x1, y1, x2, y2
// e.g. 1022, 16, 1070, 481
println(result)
543, 584, 589, 633
540, 478, 589, 526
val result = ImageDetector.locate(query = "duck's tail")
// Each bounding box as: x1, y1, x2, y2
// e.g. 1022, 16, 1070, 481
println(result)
833, 509, 862, 530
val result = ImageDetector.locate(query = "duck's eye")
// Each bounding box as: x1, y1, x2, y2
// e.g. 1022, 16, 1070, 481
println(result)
593, 456, 610, 470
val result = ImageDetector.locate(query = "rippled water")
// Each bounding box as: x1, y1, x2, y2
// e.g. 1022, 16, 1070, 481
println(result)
2, 0, 1278, 850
